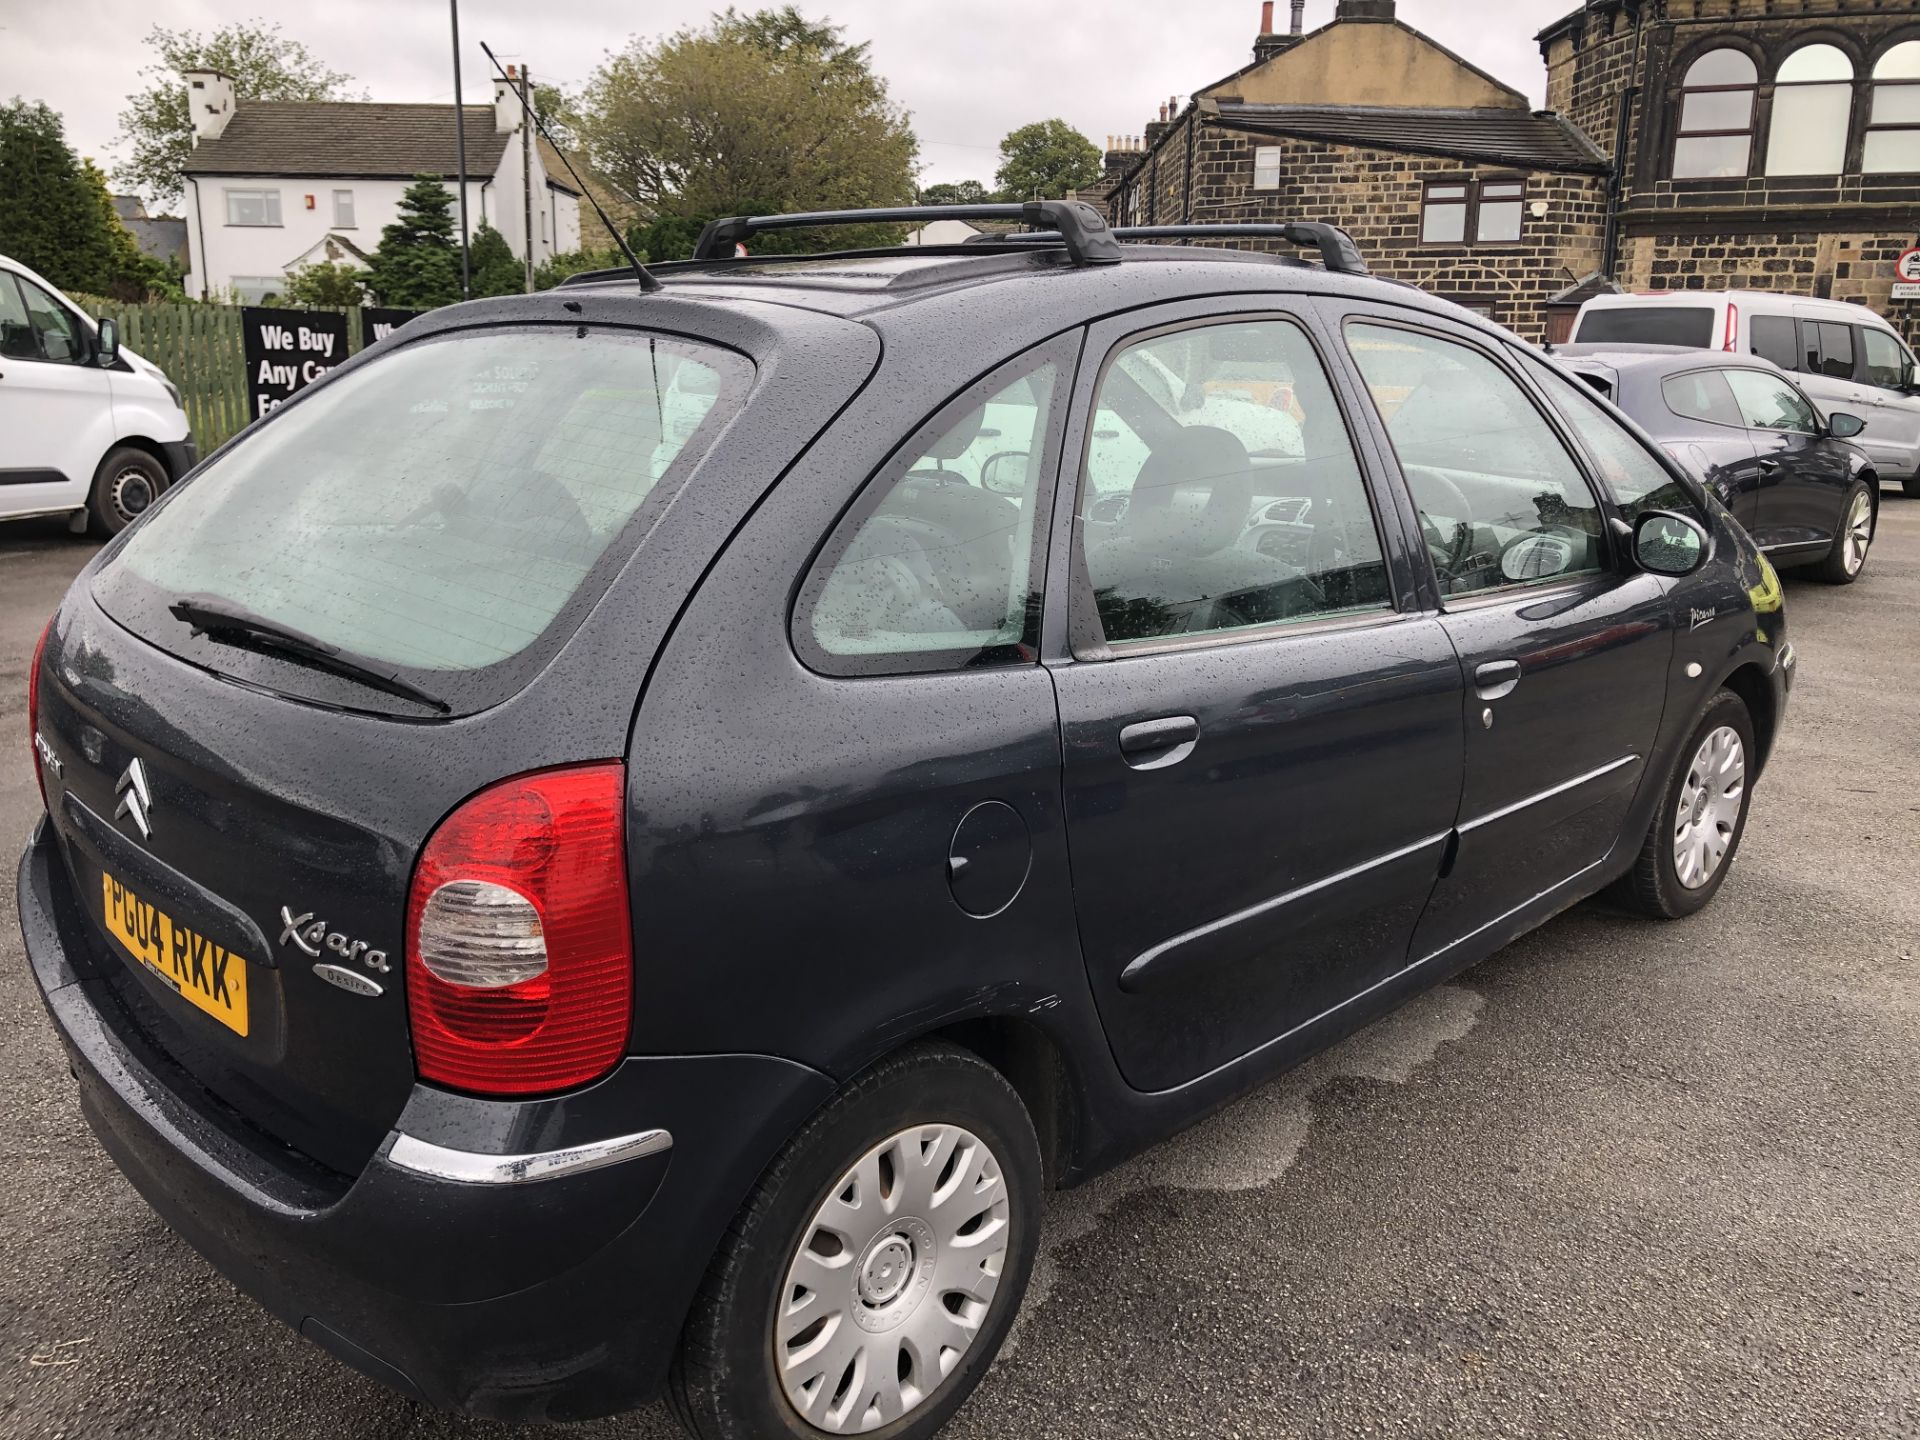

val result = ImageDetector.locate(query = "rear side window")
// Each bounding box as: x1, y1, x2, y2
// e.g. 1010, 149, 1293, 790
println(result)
109, 328, 748, 672
1750, 314, 1798, 370
1725, 369, 1818, 434
795, 339, 1069, 676
1663, 369, 1746, 428
1806, 321, 1855, 379
1574, 306, 1716, 348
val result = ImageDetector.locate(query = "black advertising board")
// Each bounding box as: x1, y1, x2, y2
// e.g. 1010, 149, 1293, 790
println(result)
360, 306, 423, 350
241, 306, 350, 422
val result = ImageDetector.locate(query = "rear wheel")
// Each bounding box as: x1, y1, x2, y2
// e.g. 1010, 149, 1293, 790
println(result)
670, 1042, 1041, 1440
1812, 482, 1873, 584
1609, 687, 1756, 920
88, 445, 168, 535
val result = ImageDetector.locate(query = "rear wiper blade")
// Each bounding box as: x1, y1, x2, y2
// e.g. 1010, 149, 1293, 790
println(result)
167, 595, 451, 714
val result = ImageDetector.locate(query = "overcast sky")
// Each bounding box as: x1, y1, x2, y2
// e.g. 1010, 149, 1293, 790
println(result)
1, 0, 1576, 203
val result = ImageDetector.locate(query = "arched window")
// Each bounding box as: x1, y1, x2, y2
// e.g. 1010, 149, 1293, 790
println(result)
1765, 45, 1854, 175
1674, 48, 1758, 178
1865, 41, 1920, 174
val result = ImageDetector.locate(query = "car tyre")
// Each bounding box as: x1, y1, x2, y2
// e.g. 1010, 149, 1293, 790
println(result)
1902, 474, 1920, 500
1608, 687, 1756, 921
88, 445, 168, 536
669, 1040, 1042, 1440
1811, 481, 1873, 585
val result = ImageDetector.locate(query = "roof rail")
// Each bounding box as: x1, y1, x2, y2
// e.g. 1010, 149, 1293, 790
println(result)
1114, 224, 1369, 275
692, 201, 1123, 267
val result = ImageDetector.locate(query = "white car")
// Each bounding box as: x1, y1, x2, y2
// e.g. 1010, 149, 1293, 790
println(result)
0, 252, 196, 533
1570, 288, 1920, 497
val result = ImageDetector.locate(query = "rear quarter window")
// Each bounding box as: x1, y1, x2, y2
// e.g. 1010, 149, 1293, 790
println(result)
99, 326, 750, 684
1574, 306, 1717, 348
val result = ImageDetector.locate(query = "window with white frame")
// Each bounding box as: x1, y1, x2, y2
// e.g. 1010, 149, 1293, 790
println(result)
1252, 146, 1282, 190
332, 189, 356, 228
230, 276, 288, 305
224, 188, 282, 226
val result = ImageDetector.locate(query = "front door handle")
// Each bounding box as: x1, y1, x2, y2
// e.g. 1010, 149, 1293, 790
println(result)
1758, 458, 1780, 474
1474, 660, 1521, 701
1119, 715, 1199, 770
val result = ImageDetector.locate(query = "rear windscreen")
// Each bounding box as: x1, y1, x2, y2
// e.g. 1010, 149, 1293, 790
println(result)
1574, 307, 1716, 348
106, 328, 747, 674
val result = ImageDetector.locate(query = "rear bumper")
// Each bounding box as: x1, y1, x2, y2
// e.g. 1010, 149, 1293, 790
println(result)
17, 819, 833, 1420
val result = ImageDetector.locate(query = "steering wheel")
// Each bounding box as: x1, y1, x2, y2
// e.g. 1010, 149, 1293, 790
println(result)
1411, 471, 1475, 583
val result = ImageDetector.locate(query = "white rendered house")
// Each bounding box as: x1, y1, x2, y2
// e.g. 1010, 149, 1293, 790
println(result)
177, 68, 581, 303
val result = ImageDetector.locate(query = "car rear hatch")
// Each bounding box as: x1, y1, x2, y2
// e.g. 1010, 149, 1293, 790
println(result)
35, 297, 879, 1177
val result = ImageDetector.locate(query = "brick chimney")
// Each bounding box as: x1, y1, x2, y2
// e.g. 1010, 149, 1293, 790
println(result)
1144, 97, 1176, 150
1334, 0, 1395, 19
184, 70, 235, 144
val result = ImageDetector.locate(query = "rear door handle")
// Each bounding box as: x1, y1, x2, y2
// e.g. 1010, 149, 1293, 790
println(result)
1119, 715, 1199, 770
1474, 660, 1521, 701
1758, 458, 1779, 474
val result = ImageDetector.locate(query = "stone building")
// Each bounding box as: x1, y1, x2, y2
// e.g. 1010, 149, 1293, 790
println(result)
1103, 0, 1614, 340
1538, 0, 1920, 346
1104, 0, 1920, 346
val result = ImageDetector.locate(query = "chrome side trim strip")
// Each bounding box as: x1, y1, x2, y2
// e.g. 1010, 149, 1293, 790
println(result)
1456, 754, 1638, 835
385, 1127, 673, 1185
1119, 830, 1452, 990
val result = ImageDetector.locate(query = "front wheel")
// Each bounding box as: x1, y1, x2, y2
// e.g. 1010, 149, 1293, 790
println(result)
87, 444, 168, 535
670, 1042, 1042, 1440
1812, 482, 1873, 584
1608, 687, 1756, 920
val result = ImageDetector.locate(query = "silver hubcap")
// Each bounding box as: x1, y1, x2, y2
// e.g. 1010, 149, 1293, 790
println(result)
775, 1124, 1011, 1434
110, 466, 157, 522
1673, 724, 1745, 889
1842, 491, 1871, 574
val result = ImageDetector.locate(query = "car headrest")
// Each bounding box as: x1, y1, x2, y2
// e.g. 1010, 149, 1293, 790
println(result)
919, 404, 987, 463
1125, 426, 1255, 557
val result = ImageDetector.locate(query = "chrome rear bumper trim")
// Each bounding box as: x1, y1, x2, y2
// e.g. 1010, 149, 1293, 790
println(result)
385, 1127, 673, 1185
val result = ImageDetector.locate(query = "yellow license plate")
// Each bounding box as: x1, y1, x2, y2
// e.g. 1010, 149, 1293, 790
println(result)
101, 872, 249, 1037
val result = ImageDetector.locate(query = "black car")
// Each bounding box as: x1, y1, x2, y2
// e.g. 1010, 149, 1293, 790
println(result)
1553, 343, 1877, 584
20, 203, 1792, 1440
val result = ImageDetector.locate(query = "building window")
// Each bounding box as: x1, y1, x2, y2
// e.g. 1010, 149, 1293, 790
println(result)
1865, 41, 1920, 174
1420, 178, 1524, 245
1765, 45, 1855, 176
1673, 48, 1758, 178
1252, 146, 1282, 190
224, 188, 283, 226
230, 276, 288, 306
332, 189, 355, 228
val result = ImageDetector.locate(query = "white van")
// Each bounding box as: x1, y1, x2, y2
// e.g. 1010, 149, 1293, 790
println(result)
1, 252, 196, 534
1570, 289, 1920, 497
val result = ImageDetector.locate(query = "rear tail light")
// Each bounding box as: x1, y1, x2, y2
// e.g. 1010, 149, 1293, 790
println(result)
27, 615, 51, 811
405, 762, 631, 1095
1723, 305, 1738, 352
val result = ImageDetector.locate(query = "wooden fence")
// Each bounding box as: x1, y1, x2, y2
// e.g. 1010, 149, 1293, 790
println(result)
72, 297, 380, 452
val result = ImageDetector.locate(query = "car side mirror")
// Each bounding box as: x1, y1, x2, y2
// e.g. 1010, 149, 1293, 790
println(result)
1827, 411, 1866, 439
1633, 510, 1710, 578
980, 450, 1031, 496
95, 316, 120, 369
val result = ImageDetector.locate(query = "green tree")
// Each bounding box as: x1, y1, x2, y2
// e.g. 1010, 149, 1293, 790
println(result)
114, 22, 358, 208
921, 179, 991, 206
575, 6, 917, 253
281, 261, 368, 307
994, 119, 1101, 201
467, 222, 525, 297
0, 100, 161, 298
534, 246, 640, 290
365, 176, 460, 309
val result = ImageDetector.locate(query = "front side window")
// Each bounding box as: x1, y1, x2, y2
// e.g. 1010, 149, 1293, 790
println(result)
1805, 320, 1855, 379
799, 346, 1064, 674
106, 329, 747, 679
1079, 318, 1389, 646
1348, 322, 1603, 598
1861, 327, 1914, 389
1765, 44, 1855, 176
1673, 48, 1758, 178
15, 275, 87, 364
1750, 314, 1799, 370
225, 188, 283, 226
1725, 369, 1818, 434
0, 275, 34, 360
332, 189, 355, 228
1663, 368, 1747, 429
1531, 360, 1702, 522
1865, 41, 1920, 174
1252, 146, 1282, 190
